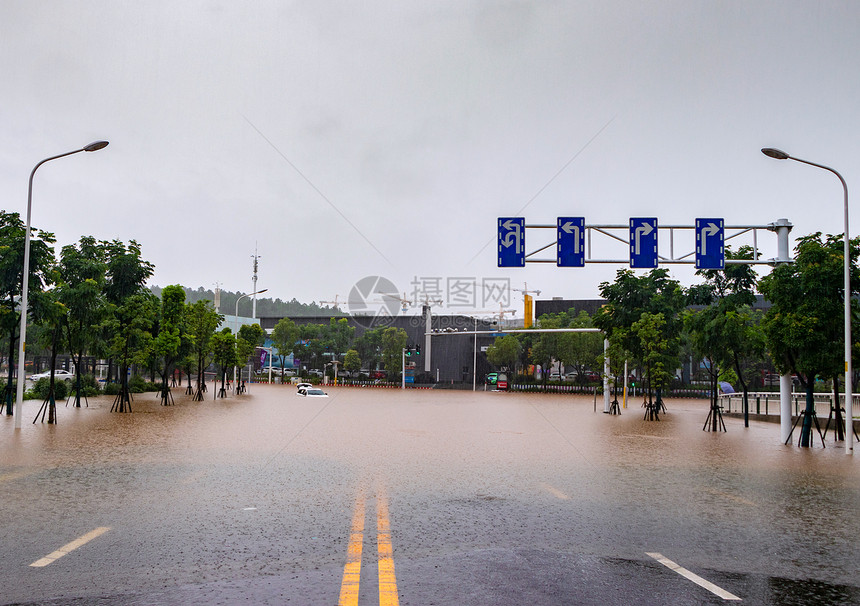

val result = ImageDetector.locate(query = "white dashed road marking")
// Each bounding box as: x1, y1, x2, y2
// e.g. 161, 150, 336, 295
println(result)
647, 552, 742, 601
30, 527, 111, 568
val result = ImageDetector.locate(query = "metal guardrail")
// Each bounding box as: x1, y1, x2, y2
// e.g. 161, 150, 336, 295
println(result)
718, 391, 859, 419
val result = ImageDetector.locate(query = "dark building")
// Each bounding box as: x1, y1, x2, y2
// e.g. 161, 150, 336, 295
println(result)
535, 299, 607, 318
535, 295, 771, 319
258, 313, 501, 385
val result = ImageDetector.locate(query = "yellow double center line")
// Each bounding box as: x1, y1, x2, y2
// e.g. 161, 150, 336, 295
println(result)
338, 485, 399, 606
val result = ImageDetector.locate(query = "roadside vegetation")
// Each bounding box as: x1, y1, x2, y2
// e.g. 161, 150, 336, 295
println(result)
1, 205, 858, 447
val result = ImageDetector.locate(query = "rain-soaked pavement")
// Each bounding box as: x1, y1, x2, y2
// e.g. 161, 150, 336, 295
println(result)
1, 384, 858, 605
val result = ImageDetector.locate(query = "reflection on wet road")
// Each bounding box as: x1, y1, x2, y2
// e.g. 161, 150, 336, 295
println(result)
1, 385, 858, 605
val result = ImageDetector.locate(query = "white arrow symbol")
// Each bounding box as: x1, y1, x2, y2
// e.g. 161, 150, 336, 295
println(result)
502, 221, 522, 251
634, 222, 654, 255
561, 221, 581, 252
700, 222, 719, 257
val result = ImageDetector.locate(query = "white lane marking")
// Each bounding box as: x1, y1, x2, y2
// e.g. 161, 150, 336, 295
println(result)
538, 482, 571, 500
30, 527, 111, 568
646, 552, 742, 601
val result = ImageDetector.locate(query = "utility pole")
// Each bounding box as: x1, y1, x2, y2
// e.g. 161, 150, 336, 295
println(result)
251, 246, 261, 319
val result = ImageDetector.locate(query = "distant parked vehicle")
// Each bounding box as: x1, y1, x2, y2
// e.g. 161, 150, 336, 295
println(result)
29, 369, 74, 383
496, 373, 508, 391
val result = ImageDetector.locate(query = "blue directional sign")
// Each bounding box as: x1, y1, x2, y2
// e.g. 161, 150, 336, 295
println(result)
696, 218, 724, 269
498, 217, 525, 267
629, 217, 658, 268
557, 217, 585, 267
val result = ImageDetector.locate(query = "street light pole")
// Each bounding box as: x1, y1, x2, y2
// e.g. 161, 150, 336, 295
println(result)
762, 147, 853, 454
14, 141, 109, 429
233, 289, 268, 388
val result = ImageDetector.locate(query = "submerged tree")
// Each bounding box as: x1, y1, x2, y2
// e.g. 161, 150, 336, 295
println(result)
57, 237, 108, 408
185, 299, 221, 401
152, 285, 186, 405
0, 211, 55, 415
687, 246, 763, 429
594, 269, 686, 416
759, 233, 860, 446
102, 240, 155, 412
210, 328, 237, 398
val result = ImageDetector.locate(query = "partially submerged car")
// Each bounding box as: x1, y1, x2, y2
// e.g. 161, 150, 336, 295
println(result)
297, 387, 328, 398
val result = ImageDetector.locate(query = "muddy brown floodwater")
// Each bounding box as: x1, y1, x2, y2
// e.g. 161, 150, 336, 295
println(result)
1, 385, 858, 605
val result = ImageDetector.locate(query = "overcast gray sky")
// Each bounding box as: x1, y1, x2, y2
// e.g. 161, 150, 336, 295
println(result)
2, 1, 859, 317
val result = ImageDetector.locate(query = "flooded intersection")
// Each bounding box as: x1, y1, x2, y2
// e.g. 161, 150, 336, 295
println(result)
1, 385, 858, 605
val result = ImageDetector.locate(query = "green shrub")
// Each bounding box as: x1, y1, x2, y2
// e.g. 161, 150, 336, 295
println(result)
32, 377, 69, 401
69, 374, 101, 397
103, 382, 120, 395
128, 375, 147, 393
145, 381, 161, 392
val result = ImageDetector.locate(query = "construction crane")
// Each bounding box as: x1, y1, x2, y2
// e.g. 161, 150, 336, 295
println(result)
379, 292, 414, 312
511, 282, 541, 328
465, 303, 517, 327
320, 295, 344, 310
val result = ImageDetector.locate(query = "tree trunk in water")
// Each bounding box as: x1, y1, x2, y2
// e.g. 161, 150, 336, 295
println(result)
800, 381, 815, 447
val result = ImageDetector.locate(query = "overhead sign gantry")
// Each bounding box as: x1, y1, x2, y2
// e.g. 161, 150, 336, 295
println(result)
497, 217, 792, 269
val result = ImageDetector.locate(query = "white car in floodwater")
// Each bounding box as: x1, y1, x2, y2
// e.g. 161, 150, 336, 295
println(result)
297, 387, 328, 398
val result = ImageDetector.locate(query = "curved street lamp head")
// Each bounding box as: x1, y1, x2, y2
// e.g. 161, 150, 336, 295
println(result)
761, 147, 790, 160
83, 140, 109, 152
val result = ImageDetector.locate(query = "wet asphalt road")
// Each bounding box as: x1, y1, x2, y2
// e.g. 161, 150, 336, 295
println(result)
1, 384, 858, 605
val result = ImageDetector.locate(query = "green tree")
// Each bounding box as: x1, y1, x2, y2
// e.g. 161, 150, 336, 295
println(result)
271, 317, 300, 383
381, 327, 408, 377
594, 268, 687, 412
486, 334, 521, 371
344, 349, 361, 375
57, 236, 108, 408
354, 328, 383, 371
101, 240, 155, 412
0, 211, 56, 414
686, 246, 764, 427
210, 329, 238, 398
529, 314, 562, 390
236, 323, 265, 381
185, 299, 222, 401
296, 324, 325, 373
632, 312, 672, 418
31, 288, 66, 423
759, 233, 860, 446
152, 284, 186, 405
556, 310, 603, 386
327, 317, 355, 359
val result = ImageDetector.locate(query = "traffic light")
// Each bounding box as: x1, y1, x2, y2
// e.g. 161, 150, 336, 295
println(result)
415, 344, 421, 355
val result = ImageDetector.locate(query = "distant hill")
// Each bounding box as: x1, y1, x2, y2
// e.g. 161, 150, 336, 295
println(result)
149, 285, 345, 318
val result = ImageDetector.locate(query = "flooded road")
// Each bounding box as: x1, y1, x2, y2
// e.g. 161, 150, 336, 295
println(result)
1, 385, 858, 604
